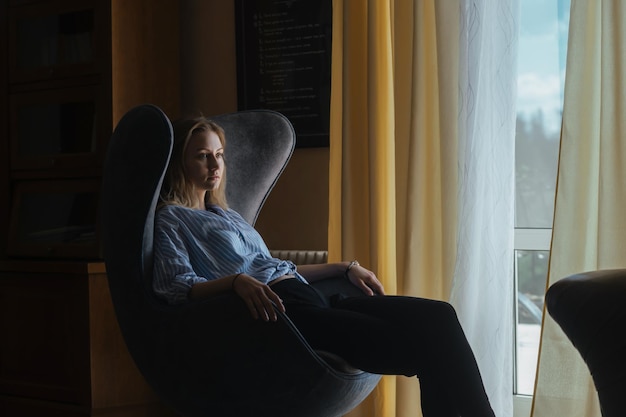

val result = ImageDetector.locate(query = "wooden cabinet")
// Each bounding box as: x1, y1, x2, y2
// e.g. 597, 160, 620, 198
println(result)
1, 0, 181, 415
0, 261, 178, 417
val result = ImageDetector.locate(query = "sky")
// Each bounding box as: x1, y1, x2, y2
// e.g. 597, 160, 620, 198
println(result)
516, 0, 571, 136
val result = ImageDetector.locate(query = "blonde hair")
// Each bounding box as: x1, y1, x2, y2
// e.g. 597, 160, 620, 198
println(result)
159, 117, 228, 209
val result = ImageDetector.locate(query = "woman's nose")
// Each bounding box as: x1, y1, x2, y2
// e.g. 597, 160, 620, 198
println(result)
206, 155, 219, 169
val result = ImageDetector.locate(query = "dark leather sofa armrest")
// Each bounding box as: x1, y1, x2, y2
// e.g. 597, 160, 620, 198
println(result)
546, 268, 626, 417
547, 268, 626, 358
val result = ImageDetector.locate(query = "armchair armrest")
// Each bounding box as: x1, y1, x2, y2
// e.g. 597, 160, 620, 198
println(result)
268, 249, 368, 298
546, 269, 626, 417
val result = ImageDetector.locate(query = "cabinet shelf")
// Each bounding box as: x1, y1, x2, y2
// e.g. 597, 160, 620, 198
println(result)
7, 179, 101, 259
8, 0, 105, 84
10, 82, 105, 172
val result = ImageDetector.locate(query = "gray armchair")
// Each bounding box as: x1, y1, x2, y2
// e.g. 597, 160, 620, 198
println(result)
101, 104, 380, 417
546, 269, 626, 417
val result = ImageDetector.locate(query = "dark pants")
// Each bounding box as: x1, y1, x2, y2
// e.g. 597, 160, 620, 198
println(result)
271, 279, 495, 417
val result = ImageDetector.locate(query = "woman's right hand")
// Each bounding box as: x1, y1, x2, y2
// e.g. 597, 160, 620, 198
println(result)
232, 274, 285, 322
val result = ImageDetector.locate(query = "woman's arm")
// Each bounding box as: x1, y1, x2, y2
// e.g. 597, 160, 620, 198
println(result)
297, 262, 385, 296
295, 262, 349, 283
188, 274, 239, 299
190, 273, 285, 322
154, 210, 284, 320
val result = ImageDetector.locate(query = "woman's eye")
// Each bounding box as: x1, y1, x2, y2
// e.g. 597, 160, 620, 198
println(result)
196, 153, 223, 160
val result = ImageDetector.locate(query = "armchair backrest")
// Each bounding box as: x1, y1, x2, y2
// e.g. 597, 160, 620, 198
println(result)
212, 110, 296, 225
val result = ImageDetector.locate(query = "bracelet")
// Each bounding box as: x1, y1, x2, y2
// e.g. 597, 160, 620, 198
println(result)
232, 273, 243, 290
345, 260, 360, 277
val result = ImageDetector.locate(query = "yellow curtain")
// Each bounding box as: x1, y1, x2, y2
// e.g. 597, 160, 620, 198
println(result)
329, 1, 397, 414
532, 1, 626, 416
329, 1, 459, 416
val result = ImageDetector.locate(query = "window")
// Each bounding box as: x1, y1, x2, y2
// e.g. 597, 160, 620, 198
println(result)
514, 0, 570, 404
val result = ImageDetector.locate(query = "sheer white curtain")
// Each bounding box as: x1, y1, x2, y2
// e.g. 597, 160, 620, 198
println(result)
450, 2, 519, 416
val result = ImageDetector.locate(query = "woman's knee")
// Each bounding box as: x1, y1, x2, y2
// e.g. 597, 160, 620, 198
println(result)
409, 297, 458, 319
420, 299, 462, 331
433, 299, 458, 317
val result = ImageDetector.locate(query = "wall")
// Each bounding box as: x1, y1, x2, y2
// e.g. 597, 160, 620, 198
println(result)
179, 1, 329, 251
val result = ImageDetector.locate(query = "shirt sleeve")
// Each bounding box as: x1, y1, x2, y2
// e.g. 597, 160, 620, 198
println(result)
153, 211, 208, 304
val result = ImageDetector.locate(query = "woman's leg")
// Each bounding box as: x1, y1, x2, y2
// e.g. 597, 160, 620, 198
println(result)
272, 281, 494, 417
334, 295, 494, 417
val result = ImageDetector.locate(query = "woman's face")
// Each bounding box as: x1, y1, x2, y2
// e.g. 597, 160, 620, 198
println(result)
183, 129, 224, 192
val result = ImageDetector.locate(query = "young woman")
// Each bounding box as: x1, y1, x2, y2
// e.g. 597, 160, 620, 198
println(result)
153, 117, 496, 417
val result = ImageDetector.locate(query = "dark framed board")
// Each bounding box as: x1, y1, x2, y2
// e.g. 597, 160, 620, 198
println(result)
235, 0, 332, 148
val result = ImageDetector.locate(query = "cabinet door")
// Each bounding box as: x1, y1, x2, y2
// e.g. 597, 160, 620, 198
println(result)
0, 273, 91, 404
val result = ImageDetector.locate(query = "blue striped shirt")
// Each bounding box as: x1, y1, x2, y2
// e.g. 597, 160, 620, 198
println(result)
153, 204, 306, 304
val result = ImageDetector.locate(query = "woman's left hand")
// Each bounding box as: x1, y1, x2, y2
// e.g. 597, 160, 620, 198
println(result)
347, 265, 385, 296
